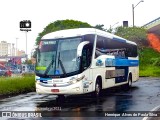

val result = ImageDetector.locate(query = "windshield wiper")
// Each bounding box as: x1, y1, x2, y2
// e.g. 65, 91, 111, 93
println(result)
58, 52, 66, 76
44, 55, 55, 76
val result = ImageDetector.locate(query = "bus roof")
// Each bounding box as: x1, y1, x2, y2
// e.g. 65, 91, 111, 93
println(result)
42, 28, 137, 45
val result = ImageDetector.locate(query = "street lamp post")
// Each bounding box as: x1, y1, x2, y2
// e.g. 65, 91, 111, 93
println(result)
132, 0, 144, 27
110, 22, 119, 29
25, 31, 28, 59
19, 20, 31, 60
110, 22, 119, 33
16, 38, 18, 56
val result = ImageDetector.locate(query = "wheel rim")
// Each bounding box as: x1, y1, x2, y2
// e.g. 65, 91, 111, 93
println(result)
95, 83, 100, 95
129, 79, 132, 87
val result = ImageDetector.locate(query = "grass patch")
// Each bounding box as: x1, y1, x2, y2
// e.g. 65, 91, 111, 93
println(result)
140, 66, 160, 77
139, 47, 160, 77
0, 75, 35, 95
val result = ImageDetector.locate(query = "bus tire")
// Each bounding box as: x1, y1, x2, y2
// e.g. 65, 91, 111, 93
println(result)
94, 77, 102, 98
126, 74, 132, 90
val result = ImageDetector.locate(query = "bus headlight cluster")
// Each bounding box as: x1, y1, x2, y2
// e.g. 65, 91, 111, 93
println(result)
35, 76, 40, 82
68, 75, 85, 84
83, 82, 89, 88
36, 80, 40, 84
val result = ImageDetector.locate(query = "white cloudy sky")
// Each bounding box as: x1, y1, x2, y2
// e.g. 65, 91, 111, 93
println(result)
0, 0, 159, 57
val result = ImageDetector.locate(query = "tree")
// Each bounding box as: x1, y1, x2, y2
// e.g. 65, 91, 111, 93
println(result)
36, 19, 92, 45
114, 26, 148, 47
23, 59, 32, 64
106, 27, 113, 33
94, 24, 107, 31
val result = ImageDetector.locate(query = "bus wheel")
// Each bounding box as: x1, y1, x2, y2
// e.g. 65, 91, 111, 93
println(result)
95, 79, 102, 98
125, 74, 132, 90
128, 74, 132, 88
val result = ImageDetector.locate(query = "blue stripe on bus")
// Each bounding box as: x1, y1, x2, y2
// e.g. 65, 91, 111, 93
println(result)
36, 77, 52, 84
36, 77, 52, 81
106, 58, 139, 67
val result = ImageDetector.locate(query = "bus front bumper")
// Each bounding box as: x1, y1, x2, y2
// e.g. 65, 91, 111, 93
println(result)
36, 81, 84, 95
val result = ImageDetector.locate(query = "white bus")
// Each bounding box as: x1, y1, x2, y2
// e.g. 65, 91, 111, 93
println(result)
35, 28, 139, 98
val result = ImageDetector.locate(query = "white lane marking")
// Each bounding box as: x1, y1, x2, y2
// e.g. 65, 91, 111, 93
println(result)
142, 105, 160, 120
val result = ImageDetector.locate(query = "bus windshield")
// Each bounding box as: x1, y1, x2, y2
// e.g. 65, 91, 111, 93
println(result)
35, 37, 82, 77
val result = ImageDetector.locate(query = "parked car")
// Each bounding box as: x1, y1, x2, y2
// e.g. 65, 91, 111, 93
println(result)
0, 64, 12, 77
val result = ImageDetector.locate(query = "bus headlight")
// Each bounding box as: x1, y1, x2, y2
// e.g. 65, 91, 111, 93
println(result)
68, 75, 85, 84
35, 76, 40, 82
36, 80, 40, 84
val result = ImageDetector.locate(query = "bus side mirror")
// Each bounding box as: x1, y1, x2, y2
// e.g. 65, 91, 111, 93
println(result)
77, 41, 90, 57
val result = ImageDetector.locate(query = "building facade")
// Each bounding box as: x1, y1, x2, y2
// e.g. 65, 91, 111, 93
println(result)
17, 50, 25, 56
0, 41, 9, 56
0, 41, 18, 56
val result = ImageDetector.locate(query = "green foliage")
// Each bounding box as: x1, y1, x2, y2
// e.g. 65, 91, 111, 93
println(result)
0, 76, 35, 95
115, 26, 148, 47
36, 19, 92, 45
139, 48, 160, 65
139, 48, 160, 77
22, 73, 35, 77
140, 66, 160, 77
23, 59, 32, 64
94, 24, 107, 31
32, 50, 37, 58
107, 27, 113, 33
150, 58, 160, 66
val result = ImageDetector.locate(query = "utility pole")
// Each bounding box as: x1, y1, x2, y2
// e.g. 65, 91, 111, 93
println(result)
25, 31, 28, 59
16, 38, 18, 56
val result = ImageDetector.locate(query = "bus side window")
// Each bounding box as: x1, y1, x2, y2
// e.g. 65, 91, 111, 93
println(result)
124, 48, 128, 57
95, 36, 104, 58
117, 49, 125, 58
121, 50, 125, 57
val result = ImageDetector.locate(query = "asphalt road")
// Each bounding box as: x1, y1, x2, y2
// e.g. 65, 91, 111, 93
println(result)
0, 77, 160, 120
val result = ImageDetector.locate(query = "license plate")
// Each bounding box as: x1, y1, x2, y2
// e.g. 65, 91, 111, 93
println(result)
51, 89, 59, 92
52, 79, 63, 83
